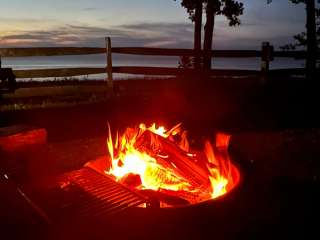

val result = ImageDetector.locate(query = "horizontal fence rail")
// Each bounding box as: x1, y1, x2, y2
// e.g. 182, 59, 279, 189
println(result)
112, 48, 319, 59
11, 67, 260, 78
112, 48, 262, 57
1, 47, 316, 59
112, 66, 260, 76
11, 66, 309, 79
13, 68, 106, 79
268, 68, 312, 76
0, 47, 105, 57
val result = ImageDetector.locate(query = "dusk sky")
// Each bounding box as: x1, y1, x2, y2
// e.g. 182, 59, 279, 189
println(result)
0, 0, 310, 49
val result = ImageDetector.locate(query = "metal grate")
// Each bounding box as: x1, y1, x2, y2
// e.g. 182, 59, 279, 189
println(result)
60, 167, 147, 218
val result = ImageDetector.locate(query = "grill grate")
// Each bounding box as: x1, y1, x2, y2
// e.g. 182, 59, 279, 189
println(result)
60, 167, 147, 218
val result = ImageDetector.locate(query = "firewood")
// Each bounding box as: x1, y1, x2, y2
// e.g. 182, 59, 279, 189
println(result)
159, 188, 211, 204
135, 130, 210, 188
84, 156, 109, 174
120, 173, 142, 188
139, 189, 190, 206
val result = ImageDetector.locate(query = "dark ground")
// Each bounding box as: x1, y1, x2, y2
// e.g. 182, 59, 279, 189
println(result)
1, 77, 320, 239
2, 76, 320, 138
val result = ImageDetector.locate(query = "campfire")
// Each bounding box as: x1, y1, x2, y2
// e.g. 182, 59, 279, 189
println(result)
103, 123, 240, 207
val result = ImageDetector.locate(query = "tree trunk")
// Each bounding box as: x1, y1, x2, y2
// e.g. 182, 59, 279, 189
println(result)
194, 0, 203, 69
306, 0, 317, 80
203, 1, 215, 70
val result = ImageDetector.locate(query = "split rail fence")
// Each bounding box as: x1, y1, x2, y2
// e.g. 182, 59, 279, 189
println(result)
0, 37, 316, 91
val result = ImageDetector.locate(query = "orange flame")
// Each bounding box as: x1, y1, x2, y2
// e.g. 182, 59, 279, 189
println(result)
106, 123, 240, 205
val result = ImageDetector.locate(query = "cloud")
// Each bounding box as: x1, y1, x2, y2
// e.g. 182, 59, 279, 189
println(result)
0, 17, 58, 28
0, 0, 308, 50
0, 22, 194, 48
1, 28, 84, 47
82, 8, 98, 11
0, 20, 301, 49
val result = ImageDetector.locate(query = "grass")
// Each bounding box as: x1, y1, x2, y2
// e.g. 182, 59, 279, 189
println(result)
0, 76, 174, 111
1, 79, 109, 111
0, 73, 305, 112
0, 95, 110, 111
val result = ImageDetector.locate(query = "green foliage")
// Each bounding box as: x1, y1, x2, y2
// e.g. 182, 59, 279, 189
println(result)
267, 0, 307, 4
175, 0, 199, 21
220, 0, 244, 26
279, 1, 320, 50
175, 0, 244, 26
178, 56, 195, 69
175, 0, 244, 69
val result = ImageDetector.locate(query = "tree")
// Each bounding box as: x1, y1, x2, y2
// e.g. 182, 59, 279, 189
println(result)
203, 0, 244, 69
270, 0, 319, 78
280, 11, 319, 56
176, 0, 244, 70
176, 0, 203, 68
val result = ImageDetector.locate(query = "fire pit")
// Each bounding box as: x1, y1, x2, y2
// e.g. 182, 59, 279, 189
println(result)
87, 123, 241, 208
0, 122, 241, 228
2, 123, 319, 240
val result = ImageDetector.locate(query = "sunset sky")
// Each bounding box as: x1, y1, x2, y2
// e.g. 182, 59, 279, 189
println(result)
0, 0, 308, 49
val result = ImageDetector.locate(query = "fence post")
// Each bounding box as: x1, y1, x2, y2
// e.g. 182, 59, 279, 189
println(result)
106, 37, 113, 94
261, 42, 274, 84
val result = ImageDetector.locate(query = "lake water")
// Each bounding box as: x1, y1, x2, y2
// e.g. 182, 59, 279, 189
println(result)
1, 54, 305, 81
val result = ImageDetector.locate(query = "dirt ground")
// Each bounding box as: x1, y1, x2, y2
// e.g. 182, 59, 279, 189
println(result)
1, 77, 320, 239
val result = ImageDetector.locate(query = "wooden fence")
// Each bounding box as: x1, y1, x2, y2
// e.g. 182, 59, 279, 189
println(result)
0, 37, 316, 87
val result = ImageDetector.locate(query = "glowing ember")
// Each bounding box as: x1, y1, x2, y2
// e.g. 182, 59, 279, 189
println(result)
105, 123, 240, 206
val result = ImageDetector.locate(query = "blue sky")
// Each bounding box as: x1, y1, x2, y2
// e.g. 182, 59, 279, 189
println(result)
0, 0, 309, 49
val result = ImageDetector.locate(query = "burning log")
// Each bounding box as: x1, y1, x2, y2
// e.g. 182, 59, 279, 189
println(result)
120, 173, 142, 188
105, 122, 240, 206
135, 130, 210, 188
140, 189, 190, 206
159, 188, 211, 204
